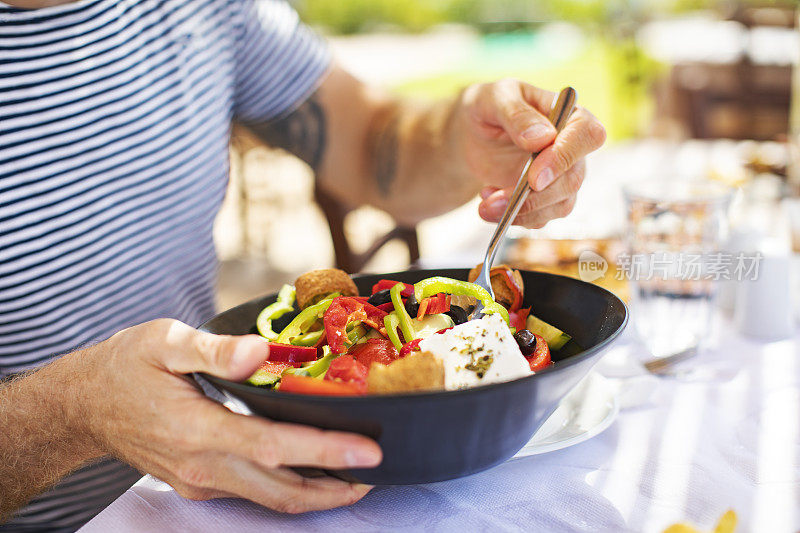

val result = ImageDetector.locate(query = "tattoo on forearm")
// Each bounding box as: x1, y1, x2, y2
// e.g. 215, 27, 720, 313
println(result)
372, 114, 399, 197
246, 94, 327, 171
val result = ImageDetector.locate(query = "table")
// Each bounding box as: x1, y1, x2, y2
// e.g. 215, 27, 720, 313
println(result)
80, 319, 800, 533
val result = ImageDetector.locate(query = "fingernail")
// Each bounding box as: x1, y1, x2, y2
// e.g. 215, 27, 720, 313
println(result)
487, 197, 508, 216
345, 448, 381, 468
535, 168, 555, 191
522, 123, 552, 141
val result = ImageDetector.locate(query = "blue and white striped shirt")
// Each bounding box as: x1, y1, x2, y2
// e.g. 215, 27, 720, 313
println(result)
0, 0, 329, 529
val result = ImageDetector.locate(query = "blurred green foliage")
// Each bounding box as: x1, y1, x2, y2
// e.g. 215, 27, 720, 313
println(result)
297, 0, 449, 34
295, 0, 794, 141
297, 0, 796, 34
391, 33, 663, 141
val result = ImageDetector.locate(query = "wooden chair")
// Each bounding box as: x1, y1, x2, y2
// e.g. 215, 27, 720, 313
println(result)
230, 123, 420, 274
313, 182, 420, 274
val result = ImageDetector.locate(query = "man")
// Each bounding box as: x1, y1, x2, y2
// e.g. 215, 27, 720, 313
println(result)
0, 0, 605, 530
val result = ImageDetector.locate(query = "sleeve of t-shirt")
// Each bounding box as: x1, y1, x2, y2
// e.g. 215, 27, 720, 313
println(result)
230, 0, 331, 123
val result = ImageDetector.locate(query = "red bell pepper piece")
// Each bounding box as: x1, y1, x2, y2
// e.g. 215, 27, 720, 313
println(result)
495, 268, 523, 312
324, 355, 369, 393
323, 297, 388, 354
362, 301, 389, 329
509, 307, 530, 332
399, 338, 421, 357
526, 333, 552, 372
376, 302, 395, 313
266, 343, 318, 364
279, 374, 365, 396
371, 279, 414, 297
421, 293, 450, 317
349, 338, 399, 367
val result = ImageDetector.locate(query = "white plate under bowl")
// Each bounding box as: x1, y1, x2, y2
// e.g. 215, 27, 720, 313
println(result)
512, 372, 618, 458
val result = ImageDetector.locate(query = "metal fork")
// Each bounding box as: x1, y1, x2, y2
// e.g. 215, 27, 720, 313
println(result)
471, 87, 577, 316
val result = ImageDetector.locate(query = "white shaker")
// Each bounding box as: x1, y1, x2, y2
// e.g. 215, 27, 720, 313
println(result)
732, 192, 794, 340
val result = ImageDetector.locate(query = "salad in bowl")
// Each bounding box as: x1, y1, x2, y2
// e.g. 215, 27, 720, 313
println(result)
246, 267, 572, 396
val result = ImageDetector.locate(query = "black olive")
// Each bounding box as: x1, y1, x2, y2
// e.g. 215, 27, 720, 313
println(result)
367, 289, 392, 306
446, 305, 468, 325
513, 329, 537, 356
405, 294, 419, 317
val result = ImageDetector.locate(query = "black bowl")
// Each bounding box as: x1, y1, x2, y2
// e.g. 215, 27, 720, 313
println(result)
200, 268, 627, 485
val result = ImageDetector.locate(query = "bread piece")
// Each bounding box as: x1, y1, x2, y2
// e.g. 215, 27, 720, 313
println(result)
294, 269, 358, 309
467, 264, 524, 309
367, 351, 445, 394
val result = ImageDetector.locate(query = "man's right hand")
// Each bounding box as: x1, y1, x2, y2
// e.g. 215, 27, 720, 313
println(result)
70, 319, 382, 513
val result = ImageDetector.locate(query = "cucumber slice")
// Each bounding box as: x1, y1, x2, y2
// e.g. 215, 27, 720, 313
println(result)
526, 314, 572, 350
414, 314, 454, 339
246, 369, 280, 387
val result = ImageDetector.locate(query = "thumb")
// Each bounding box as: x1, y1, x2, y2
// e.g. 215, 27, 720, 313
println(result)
198, 334, 269, 381
161, 321, 269, 381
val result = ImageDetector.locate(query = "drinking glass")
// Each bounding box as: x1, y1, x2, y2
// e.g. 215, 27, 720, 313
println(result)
623, 180, 732, 360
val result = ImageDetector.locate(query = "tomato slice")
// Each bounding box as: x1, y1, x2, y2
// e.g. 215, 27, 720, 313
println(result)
279, 374, 364, 396
526, 333, 552, 372
348, 338, 399, 367
258, 360, 296, 374
324, 355, 369, 393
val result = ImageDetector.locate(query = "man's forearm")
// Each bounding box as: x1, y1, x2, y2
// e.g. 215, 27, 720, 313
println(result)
0, 353, 103, 521
245, 67, 480, 226
361, 95, 480, 225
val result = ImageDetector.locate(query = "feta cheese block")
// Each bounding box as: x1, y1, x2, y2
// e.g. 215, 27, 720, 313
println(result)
418, 313, 531, 390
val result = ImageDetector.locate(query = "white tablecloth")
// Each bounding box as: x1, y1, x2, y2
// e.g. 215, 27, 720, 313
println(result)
80, 320, 800, 533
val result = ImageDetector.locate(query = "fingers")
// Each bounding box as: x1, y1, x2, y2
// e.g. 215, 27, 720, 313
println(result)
170, 454, 373, 513
513, 197, 578, 229
168, 405, 379, 513
220, 458, 373, 514
198, 405, 382, 470
150, 320, 268, 381
527, 106, 605, 192
472, 80, 557, 153
478, 159, 585, 225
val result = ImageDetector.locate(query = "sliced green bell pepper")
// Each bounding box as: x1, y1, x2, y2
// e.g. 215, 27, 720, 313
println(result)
383, 312, 403, 351
390, 282, 417, 343
346, 324, 367, 348
256, 284, 296, 340
285, 347, 336, 379
413, 277, 510, 324
276, 293, 339, 344
290, 330, 324, 346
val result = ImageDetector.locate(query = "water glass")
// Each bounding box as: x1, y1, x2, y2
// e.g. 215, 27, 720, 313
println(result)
623, 180, 732, 359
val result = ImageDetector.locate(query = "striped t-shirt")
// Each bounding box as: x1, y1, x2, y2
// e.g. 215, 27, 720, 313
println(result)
0, 0, 329, 530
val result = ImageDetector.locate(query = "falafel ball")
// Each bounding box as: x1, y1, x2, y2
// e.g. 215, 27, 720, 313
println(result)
294, 268, 359, 309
